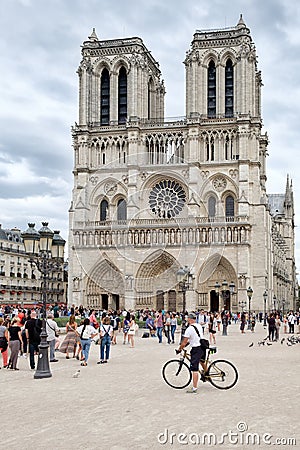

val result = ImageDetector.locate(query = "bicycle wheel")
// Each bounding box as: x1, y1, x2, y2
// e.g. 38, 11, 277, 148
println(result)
207, 359, 238, 390
162, 359, 192, 389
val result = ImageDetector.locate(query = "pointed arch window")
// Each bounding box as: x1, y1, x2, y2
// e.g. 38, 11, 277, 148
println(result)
100, 199, 108, 222
207, 60, 216, 118
210, 136, 215, 161
225, 59, 234, 117
206, 135, 215, 161
225, 135, 229, 160
148, 77, 154, 119
118, 67, 127, 124
225, 195, 234, 218
208, 196, 216, 218
100, 68, 110, 125
117, 198, 127, 221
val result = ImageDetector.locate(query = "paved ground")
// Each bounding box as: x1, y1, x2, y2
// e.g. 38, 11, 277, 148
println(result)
1, 322, 299, 450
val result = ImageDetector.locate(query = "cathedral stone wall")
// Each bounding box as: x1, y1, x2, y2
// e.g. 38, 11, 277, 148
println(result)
68, 17, 297, 313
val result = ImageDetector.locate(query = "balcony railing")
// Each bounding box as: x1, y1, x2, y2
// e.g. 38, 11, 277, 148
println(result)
76, 215, 248, 229
72, 217, 250, 248
77, 113, 260, 132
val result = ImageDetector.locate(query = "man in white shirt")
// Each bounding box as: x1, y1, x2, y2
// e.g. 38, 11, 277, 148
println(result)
288, 312, 295, 334
46, 313, 60, 362
177, 313, 208, 394
197, 309, 207, 333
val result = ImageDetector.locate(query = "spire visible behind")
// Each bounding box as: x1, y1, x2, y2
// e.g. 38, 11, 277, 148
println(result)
237, 14, 246, 28
88, 28, 98, 41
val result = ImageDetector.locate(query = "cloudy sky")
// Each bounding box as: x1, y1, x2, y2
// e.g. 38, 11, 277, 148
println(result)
1, 0, 300, 268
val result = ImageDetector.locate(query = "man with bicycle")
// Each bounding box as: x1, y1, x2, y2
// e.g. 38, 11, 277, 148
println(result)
177, 313, 208, 394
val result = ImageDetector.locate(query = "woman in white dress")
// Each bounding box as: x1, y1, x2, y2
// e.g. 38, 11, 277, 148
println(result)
127, 315, 136, 348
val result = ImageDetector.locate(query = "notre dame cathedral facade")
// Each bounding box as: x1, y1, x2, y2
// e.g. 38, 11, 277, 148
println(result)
68, 16, 297, 313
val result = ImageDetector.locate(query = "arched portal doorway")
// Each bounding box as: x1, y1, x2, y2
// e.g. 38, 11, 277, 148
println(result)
86, 259, 125, 309
210, 290, 219, 312
136, 251, 179, 310
198, 253, 237, 312
156, 290, 164, 310
168, 290, 176, 311
102, 294, 108, 310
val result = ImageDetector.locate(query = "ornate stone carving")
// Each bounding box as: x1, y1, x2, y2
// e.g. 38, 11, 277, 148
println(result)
90, 176, 98, 185
201, 170, 210, 179
213, 176, 227, 191
229, 169, 238, 179
149, 180, 186, 218
104, 182, 117, 196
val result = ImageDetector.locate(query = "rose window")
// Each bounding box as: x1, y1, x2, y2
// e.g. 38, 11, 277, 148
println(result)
149, 180, 186, 218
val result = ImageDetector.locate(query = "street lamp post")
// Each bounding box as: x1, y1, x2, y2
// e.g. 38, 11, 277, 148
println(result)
263, 290, 268, 326
21, 223, 65, 379
273, 295, 276, 312
247, 286, 253, 330
221, 280, 228, 310
177, 266, 192, 313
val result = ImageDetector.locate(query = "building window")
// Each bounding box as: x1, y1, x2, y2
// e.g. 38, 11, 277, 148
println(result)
100, 199, 108, 221
100, 68, 110, 125
210, 136, 214, 161
225, 59, 234, 117
225, 195, 234, 217
149, 180, 186, 219
207, 60, 216, 118
224, 135, 229, 160
208, 196, 216, 218
118, 67, 127, 124
117, 199, 127, 221
206, 136, 215, 161
148, 77, 154, 119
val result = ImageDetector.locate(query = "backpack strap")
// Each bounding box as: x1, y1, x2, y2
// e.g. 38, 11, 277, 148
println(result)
191, 324, 201, 344
102, 325, 110, 337
80, 324, 87, 339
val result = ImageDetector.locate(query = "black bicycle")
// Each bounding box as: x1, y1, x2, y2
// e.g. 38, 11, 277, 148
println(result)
162, 347, 238, 390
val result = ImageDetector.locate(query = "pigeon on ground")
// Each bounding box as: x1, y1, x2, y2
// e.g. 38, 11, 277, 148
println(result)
72, 370, 81, 378
281, 338, 285, 344
249, 342, 254, 347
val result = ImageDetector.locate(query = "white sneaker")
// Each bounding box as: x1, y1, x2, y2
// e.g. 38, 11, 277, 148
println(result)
186, 387, 198, 394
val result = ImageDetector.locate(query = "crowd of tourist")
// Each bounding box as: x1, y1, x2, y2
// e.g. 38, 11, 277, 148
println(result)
0, 304, 299, 371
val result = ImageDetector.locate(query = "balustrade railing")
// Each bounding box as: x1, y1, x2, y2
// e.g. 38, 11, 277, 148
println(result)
76, 215, 248, 228
72, 219, 250, 248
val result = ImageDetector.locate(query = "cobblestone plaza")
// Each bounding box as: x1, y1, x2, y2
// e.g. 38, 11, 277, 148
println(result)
1, 323, 299, 449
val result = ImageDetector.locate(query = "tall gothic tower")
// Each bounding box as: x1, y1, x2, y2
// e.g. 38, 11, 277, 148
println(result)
69, 16, 296, 313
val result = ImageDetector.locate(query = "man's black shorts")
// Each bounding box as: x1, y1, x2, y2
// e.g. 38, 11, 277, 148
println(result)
190, 346, 206, 372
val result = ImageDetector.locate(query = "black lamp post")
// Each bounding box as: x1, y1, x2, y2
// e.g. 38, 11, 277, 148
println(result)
221, 280, 228, 310
247, 286, 253, 330
263, 290, 267, 326
21, 223, 65, 379
273, 295, 276, 312
177, 266, 192, 313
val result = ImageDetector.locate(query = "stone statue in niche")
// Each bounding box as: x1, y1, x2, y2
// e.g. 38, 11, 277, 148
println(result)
73, 277, 80, 290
